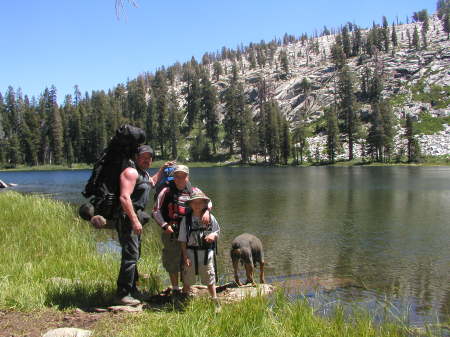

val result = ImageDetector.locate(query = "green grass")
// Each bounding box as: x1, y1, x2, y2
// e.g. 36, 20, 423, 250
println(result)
412, 82, 450, 110
0, 163, 92, 171
93, 293, 412, 337
389, 93, 408, 107
415, 112, 450, 135
0, 191, 162, 310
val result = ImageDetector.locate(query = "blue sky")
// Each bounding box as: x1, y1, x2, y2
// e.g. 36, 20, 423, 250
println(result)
0, 0, 436, 102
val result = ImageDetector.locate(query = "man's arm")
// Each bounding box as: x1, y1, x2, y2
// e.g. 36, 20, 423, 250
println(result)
152, 187, 171, 230
119, 167, 142, 235
149, 161, 176, 187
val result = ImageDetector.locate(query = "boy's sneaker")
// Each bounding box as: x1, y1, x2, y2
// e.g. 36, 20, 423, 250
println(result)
115, 294, 141, 306
212, 298, 221, 313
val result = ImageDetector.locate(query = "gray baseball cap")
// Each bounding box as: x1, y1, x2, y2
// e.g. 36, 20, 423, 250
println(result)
173, 164, 189, 175
137, 145, 154, 157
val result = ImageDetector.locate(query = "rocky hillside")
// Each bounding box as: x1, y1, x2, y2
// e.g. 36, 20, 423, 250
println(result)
171, 14, 449, 159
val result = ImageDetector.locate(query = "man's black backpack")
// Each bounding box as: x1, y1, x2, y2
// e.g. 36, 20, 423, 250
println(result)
81, 124, 146, 220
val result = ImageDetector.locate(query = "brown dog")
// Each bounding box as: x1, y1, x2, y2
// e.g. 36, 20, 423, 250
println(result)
230, 233, 265, 286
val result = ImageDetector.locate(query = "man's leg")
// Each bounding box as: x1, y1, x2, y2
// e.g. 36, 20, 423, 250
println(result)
169, 272, 179, 289
116, 217, 141, 305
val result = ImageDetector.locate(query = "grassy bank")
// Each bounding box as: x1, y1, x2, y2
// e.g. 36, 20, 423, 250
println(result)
0, 192, 443, 336
94, 294, 413, 337
0, 191, 162, 310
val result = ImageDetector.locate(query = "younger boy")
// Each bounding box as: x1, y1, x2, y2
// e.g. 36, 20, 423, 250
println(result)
178, 191, 220, 302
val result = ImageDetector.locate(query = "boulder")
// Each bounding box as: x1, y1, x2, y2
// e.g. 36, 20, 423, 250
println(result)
107, 304, 144, 313
42, 328, 92, 337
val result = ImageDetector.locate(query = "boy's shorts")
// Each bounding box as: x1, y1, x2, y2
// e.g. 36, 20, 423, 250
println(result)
161, 232, 182, 273
182, 248, 215, 286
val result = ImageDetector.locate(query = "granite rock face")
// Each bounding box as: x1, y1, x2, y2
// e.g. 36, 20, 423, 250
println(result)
166, 15, 449, 158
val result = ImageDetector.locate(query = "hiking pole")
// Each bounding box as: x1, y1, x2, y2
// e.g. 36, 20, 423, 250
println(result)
213, 242, 219, 283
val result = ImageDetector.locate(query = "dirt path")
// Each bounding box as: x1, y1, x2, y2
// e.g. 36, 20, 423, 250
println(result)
0, 309, 108, 337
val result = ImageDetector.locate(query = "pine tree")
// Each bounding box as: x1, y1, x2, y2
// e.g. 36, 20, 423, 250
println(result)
127, 76, 147, 127
331, 43, 346, 70
341, 25, 351, 57
391, 23, 398, 48
437, 0, 450, 19
48, 86, 64, 165
326, 107, 340, 163
201, 75, 219, 153
0, 93, 5, 165
406, 114, 421, 162
185, 69, 201, 131
248, 49, 257, 69
239, 101, 253, 163
361, 66, 371, 101
352, 26, 362, 56
71, 88, 84, 163
367, 103, 385, 161
4, 86, 19, 139
213, 61, 223, 81
280, 117, 291, 165
90, 90, 108, 158
7, 134, 21, 167
369, 69, 383, 103
379, 100, 394, 162
223, 71, 239, 155
146, 88, 157, 149
279, 49, 289, 79
153, 70, 169, 158
167, 90, 180, 159
20, 96, 39, 166
412, 26, 420, 49
292, 121, 311, 165
444, 14, 450, 39
421, 29, 428, 49
338, 65, 359, 160
256, 47, 267, 68
382, 16, 390, 52
265, 101, 282, 164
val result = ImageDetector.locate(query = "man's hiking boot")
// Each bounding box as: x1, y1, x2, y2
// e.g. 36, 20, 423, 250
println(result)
131, 290, 152, 302
115, 295, 141, 306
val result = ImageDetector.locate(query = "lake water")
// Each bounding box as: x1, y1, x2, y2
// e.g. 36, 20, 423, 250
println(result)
1, 167, 449, 327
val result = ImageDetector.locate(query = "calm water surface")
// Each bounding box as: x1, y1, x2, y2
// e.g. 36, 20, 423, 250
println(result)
1, 167, 449, 326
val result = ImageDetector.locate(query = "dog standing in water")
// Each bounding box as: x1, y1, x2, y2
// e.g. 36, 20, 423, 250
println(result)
230, 233, 265, 286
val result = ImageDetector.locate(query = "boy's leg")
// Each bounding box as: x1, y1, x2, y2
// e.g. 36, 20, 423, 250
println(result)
200, 250, 217, 298
161, 232, 182, 290
182, 249, 196, 293
207, 284, 217, 298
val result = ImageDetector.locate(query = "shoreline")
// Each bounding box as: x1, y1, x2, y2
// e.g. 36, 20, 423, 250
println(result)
1, 156, 449, 172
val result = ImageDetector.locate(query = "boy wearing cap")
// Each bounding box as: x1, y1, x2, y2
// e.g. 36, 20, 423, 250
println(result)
116, 145, 173, 305
178, 191, 220, 301
152, 164, 212, 294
